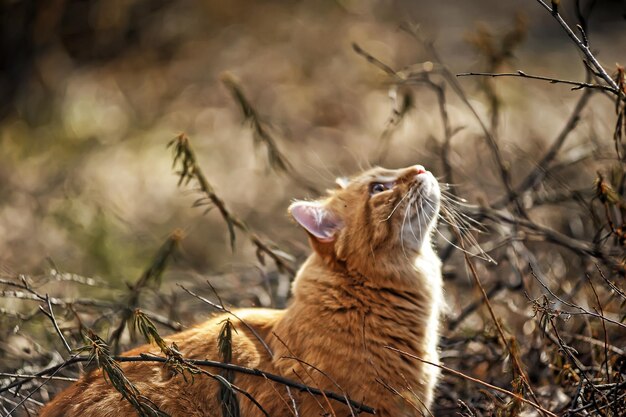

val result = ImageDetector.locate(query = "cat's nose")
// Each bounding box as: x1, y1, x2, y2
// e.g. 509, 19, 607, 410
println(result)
414, 165, 426, 175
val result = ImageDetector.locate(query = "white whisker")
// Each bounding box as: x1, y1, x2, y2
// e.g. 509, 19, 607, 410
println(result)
408, 194, 421, 246
416, 189, 425, 246
382, 191, 411, 222
400, 189, 411, 260
423, 189, 496, 264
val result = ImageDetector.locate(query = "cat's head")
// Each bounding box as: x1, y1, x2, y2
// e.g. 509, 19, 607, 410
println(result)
289, 165, 440, 271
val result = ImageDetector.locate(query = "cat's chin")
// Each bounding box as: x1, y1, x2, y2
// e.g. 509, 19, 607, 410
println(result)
400, 221, 437, 254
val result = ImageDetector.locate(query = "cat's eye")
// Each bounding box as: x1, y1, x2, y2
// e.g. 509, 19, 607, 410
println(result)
369, 182, 390, 195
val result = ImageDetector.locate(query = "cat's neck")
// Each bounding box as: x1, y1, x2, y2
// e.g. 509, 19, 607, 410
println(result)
289, 244, 442, 309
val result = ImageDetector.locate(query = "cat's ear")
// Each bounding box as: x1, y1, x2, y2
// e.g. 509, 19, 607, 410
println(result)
335, 177, 349, 189
289, 201, 342, 242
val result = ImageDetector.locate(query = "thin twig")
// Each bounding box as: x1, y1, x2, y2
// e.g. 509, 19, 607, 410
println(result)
385, 346, 558, 417
450, 226, 548, 416
530, 265, 626, 330
178, 284, 274, 357
457, 71, 614, 92
0, 354, 376, 414
534, 0, 619, 93
401, 24, 524, 215
39, 295, 72, 353
492, 88, 593, 208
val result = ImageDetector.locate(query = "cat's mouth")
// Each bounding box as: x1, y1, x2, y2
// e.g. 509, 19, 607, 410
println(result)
399, 171, 441, 249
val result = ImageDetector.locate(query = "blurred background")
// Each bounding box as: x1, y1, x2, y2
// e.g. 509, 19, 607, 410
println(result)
1, 0, 625, 416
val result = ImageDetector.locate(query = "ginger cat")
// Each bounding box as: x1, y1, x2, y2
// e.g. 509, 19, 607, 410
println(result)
39, 164, 443, 417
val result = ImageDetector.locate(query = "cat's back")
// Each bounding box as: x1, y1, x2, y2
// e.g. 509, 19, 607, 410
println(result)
39, 308, 284, 417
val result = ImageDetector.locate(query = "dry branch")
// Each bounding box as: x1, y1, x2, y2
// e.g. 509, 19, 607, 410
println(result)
0, 354, 376, 415
168, 133, 296, 276
534, 0, 619, 93
457, 71, 613, 92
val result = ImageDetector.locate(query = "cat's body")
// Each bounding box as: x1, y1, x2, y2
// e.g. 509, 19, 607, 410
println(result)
39, 165, 443, 417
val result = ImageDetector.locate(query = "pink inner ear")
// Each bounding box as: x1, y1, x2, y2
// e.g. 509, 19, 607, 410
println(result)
289, 201, 340, 242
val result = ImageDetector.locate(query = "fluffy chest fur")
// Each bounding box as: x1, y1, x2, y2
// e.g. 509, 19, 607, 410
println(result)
270, 248, 443, 416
